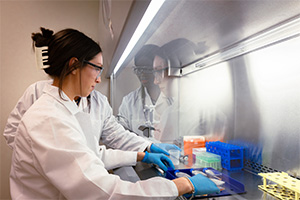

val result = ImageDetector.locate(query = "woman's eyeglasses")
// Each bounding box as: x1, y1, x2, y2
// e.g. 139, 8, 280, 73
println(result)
153, 67, 168, 80
83, 60, 103, 79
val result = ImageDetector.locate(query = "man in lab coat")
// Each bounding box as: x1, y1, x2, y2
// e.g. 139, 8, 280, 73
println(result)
118, 44, 173, 138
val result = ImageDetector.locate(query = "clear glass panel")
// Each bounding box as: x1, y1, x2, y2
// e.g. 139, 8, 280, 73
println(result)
111, 1, 300, 175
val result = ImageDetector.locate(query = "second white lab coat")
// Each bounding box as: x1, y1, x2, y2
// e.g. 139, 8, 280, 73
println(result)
10, 84, 178, 200
4, 80, 151, 152
3, 80, 52, 149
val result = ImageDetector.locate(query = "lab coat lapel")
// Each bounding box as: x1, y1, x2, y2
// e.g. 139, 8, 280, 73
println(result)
44, 84, 100, 154
75, 111, 99, 156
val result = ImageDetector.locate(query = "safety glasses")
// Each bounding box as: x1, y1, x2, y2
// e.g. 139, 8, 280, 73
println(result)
153, 67, 168, 80
133, 66, 154, 76
83, 60, 103, 79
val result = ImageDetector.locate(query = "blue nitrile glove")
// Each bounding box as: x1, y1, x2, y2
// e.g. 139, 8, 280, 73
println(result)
150, 143, 182, 156
188, 174, 220, 195
142, 151, 175, 171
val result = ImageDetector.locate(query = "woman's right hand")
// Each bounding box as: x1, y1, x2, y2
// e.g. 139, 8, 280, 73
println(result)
172, 174, 220, 196
189, 174, 220, 195
172, 177, 193, 196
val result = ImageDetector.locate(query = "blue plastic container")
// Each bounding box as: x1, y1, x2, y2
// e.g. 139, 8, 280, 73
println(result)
206, 141, 244, 171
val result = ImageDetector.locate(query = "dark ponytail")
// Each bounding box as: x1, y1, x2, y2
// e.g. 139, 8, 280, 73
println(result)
31, 27, 54, 47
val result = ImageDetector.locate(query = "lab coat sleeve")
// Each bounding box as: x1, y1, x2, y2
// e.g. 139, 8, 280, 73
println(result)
98, 146, 137, 170
13, 112, 178, 199
102, 115, 151, 152
100, 95, 151, 152
3, 80, 51, 149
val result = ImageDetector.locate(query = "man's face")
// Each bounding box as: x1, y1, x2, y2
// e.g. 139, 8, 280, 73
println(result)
134, 66, 155, 88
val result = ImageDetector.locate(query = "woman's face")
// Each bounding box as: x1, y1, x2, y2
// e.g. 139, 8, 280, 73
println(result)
153, 55, 177, 97
80, 53, 103, 97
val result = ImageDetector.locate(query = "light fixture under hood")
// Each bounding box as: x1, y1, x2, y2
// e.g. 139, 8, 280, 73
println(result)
113, 0, 165, 75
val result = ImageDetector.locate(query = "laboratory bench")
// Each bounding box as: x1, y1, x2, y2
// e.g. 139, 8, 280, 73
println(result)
113, 162, 280, 200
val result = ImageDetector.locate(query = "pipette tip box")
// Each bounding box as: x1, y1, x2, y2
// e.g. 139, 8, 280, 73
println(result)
194, 151, 222, 170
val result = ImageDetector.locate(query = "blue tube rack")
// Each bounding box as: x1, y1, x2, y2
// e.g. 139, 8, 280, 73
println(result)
206, 141, 244, 171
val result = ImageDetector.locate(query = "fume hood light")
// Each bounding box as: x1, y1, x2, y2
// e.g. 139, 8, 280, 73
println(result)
113, 0, 165, 75
183, 15, 300, 76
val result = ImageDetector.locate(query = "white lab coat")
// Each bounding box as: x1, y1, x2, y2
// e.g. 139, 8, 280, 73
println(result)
10, 84, 178, 200
118, 86, 172, 136
4, 80, 52, 149
4, 80, 151, 152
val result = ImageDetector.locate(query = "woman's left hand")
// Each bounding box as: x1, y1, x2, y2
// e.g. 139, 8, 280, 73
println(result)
142, 151, 175, 171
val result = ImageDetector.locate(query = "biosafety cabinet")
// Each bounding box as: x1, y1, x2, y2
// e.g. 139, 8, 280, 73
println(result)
107, 0, 300, 196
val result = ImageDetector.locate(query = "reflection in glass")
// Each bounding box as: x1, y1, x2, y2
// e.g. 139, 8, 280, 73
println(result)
152, 38, 228, 145
117, 45, 172, 139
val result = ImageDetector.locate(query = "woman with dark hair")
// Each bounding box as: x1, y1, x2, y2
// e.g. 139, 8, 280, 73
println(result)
10, 28, 219, 199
